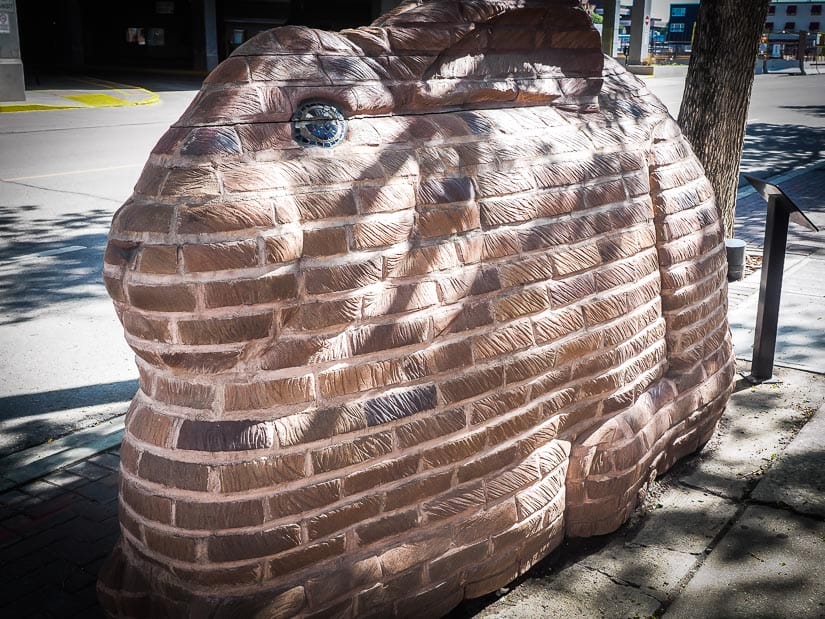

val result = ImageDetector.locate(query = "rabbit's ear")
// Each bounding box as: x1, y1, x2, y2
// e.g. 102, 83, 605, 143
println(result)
420, 4, 604, 113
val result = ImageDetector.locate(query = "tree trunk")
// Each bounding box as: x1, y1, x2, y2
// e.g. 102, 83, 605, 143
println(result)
677, 0, 771, 238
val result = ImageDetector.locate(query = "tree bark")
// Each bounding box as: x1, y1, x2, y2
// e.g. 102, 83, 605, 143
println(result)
677, 0, 771, 238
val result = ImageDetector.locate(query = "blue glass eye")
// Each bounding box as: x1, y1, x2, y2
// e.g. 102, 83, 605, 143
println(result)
291, 102, 346, 148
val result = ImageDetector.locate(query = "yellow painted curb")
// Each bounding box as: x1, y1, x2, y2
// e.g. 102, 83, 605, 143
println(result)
0, 76, 160, 113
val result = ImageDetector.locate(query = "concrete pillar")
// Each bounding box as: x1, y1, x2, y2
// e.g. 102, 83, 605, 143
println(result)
203, 0, 219, 72
628, 0, 652, 66
601, 0, 622, 57
0, 0, 25, 102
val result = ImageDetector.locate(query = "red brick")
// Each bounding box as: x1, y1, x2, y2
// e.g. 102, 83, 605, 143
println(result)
396, 408, 466, 449
158, 350, 243, 374
303, 227, 349, 256
182, 241, 258, 273
288, 297, 361, 331
356, 510, 419, 546
427, 541, 490, 583
122, 312, 171, 342
473, 321, 534, 360
422, 431, 486, 469
207, 525, 301, 562
138, 245, 177, 274
218, 454, 306, 492
439, 367, 503, 404
143, 527, 198, 562
127, 406, 175, 448
202, 273, 297, 308
268, 480, 341, 518
457, 444, 520, 484
177, 313, 273, 345
171, 564, 259, 588
176, 420, 275, 452
417, 204, 481, 238
294, 188, 358, 220
113, 201, 174, 233
307, 495, 382, 540
343, 455, 420, 496
121, 481, 172, 524
348, 318, 429, 356
128, 284, 197, 313
269, 536, 346, 578
161, 167, 220, 197
423, 482, 486, 521
311, 432, 393, 474
383, 471, 453, 511
264, 233, 302, 264
274, 405, 364, 447
150, 377, 209, 410
306, 556, 382, 609
138, 452, 208, 492
224, 375, 313, 410
357, 183, 416, 214
305, 258, 382, 294
352, 215, 413, 250
177, 201, 275, 234
175, 498, 264, 530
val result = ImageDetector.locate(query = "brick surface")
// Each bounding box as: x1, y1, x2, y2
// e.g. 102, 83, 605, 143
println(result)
97, 0, 736, 616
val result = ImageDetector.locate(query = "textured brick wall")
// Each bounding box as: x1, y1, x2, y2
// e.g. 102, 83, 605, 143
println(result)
98, 1, 735, 616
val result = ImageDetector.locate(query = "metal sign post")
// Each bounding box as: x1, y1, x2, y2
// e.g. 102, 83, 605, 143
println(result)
743, 174, 819, 383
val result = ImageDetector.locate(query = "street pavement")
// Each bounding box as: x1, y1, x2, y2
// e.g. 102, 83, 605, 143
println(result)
0, 68, 824, 617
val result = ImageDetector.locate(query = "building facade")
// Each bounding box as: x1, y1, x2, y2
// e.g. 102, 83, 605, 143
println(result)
765, 0, 822, 33
16, 0, 401, 74
664, 3, 699, 48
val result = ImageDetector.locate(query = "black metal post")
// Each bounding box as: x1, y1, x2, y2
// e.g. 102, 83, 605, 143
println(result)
751, 195, 791, 381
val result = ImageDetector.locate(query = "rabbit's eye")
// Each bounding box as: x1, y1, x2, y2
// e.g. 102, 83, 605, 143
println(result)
292, 102, 347, 148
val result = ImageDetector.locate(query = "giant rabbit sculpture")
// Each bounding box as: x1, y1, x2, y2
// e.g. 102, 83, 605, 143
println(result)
98, 1, 735, 616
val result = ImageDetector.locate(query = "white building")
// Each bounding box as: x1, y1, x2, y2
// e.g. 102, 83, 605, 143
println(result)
765, 0, 822, 34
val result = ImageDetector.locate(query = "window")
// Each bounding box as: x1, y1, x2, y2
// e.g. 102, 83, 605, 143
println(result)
812, 5, 823, 16
786, 5, 797, 16
811, 21, 821, 31
671, 7, 686, 17
785, 21, 796, 30
765, 21, 774, 31
670, 22, 685, 32
768, 6, 776, 15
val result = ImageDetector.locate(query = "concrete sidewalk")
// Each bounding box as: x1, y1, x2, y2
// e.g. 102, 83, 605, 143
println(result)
1, 164, 824, 616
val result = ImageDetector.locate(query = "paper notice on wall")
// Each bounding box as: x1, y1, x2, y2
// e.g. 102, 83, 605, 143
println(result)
0, 13, 10, 34
0, 1, 13, 12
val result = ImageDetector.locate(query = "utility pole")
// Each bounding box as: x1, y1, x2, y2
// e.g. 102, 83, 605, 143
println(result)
0, 0, 25, 102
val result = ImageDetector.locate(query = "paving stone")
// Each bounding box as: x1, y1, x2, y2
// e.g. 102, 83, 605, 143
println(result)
751, 404, 825, 519
579, 541, 697, 603
477, 564, 661, 619
44, 471, 91, 489
65, 461, 112, 481
629, 485, 738, 555
679, 366, 825, 500
665, 505, 825, 619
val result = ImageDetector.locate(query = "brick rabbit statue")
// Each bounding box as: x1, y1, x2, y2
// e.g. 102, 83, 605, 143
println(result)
98, 1, 735, 616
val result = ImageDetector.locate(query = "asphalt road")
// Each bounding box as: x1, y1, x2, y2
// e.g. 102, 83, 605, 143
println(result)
0, 67, 823, 456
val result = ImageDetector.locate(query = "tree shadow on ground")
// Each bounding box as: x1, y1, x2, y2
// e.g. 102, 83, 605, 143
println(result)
779, 105, 825, 119
739, 123, 825, 185
0, 205, 113, 324
0, 379, 136, 459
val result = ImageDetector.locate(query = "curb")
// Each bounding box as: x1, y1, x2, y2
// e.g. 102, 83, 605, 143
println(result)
0, 415, 125, 492
737, 159, 825, 200
0, 76, 160, 113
